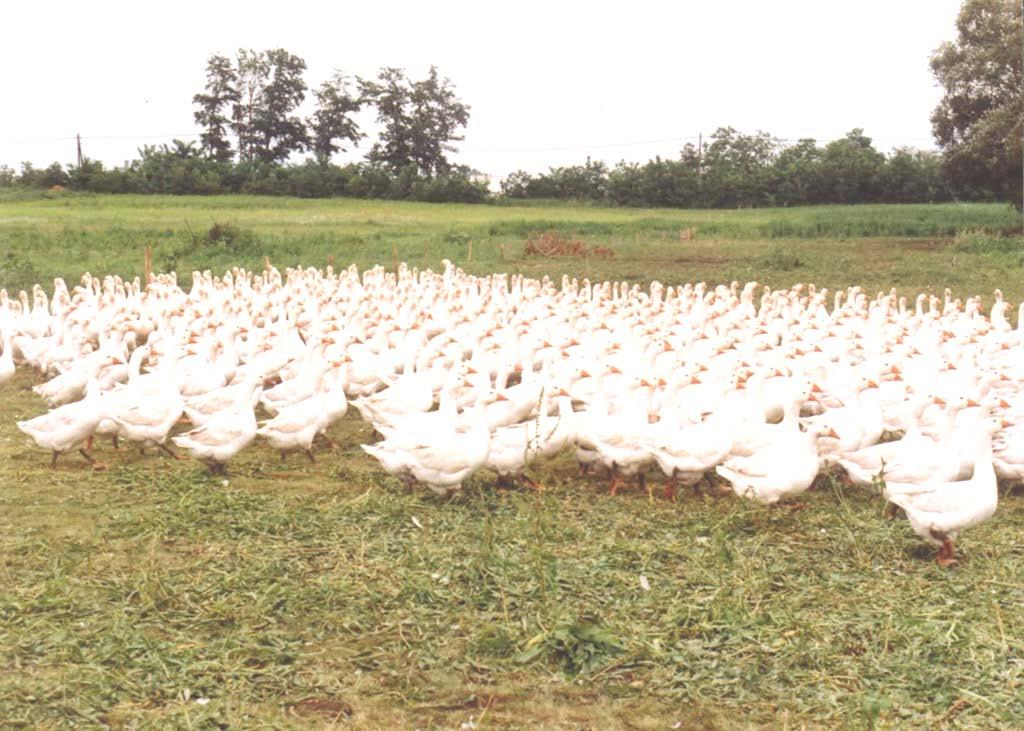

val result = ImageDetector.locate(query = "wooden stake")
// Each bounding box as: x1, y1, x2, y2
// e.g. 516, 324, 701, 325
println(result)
263, 256, 270, 273
499, 242, 505, 261
423, 241, 429, 269
467, 239, 473, 263
392, 242, 398, 273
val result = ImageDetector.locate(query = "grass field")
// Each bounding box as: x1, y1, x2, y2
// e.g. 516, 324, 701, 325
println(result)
1, 193, 1024, 728
0, 192, 1021, 301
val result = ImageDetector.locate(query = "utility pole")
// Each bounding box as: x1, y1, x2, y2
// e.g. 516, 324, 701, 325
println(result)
76, 134, 83, 167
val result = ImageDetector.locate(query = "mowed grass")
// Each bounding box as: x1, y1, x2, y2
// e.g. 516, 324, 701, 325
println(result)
0, 192, 1021, 303
3, 372, 1024, 729
1, 194, 1024, 727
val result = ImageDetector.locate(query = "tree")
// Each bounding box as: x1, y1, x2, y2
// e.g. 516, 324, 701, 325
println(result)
879, 148, 950, 203
819, 129, 885, 204
930, 0, 1023, 208
361, 66, 470, 175
700, 127, 778, 207
772, 139, 823, 205
230, 49, 309, 164
309, 72, 363, 165
193, 54, 239, 162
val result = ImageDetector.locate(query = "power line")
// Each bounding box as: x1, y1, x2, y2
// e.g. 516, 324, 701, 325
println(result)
4, 133, 203, 143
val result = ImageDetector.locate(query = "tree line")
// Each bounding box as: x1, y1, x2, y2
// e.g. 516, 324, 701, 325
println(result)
499, 129, 986, 207
2, 1, 1019, 209
0, 126, 988, 207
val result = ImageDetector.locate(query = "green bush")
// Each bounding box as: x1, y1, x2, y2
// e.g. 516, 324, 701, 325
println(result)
13, 154, 491, 205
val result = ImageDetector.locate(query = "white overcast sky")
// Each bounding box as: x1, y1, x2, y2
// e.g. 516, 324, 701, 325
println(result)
2, 0, 963, 182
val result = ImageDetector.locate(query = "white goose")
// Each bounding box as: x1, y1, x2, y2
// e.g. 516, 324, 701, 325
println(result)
256, 379, 347, 462
886, 418, 1001, 566
361, 402, 491, 496
485, 393, 576, 489
109, 375, 186, 458
17, 381, 109, 468
172, 385, 262, 473
0, 333, 15, 387
716, 421, 836, 505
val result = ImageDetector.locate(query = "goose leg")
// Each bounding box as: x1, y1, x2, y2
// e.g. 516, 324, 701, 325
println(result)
50, 451, 59, 469
521, 474, 545, 492
663, 480, 676, 501
305, 449, 316, 464
79, 448, 108, 471
609, 473, 621, 496
936, 539, 958, 567
640, 473, 653, 503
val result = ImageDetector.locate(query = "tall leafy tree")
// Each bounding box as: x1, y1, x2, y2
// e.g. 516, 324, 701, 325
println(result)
231, 49, 269, 163
192, 54, 239, 162
309, 72, 363, 165
361, 66, 470, 175
254, 49, 310, 163
230, 49, 309, 164
930, 0, 1023, 208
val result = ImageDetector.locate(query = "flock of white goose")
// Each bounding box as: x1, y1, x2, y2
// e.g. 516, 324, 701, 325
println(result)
1, 261, 1023, 565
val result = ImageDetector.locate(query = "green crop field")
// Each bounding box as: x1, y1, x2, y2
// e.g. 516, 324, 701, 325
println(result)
1, 193, 1023, 728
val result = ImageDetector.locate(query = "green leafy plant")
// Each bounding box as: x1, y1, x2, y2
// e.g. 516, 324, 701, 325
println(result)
517, 615, 624, 675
